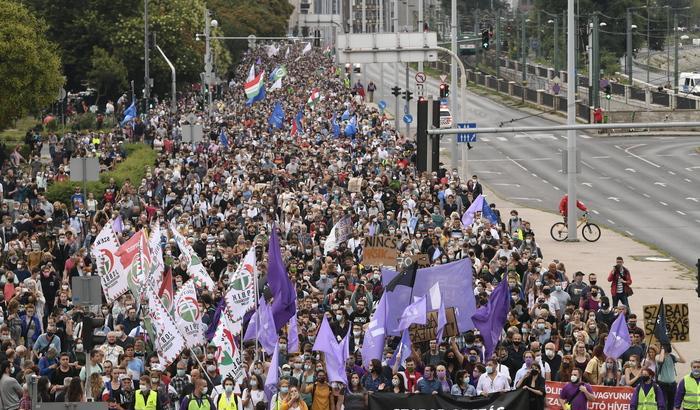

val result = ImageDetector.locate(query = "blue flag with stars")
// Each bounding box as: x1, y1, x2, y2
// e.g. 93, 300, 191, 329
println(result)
268, 101, 285, 129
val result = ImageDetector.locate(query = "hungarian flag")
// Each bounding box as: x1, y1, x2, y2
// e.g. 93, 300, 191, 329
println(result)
158, 267, 174, 314
306, 88, 321, 108
244, 71, 265, 101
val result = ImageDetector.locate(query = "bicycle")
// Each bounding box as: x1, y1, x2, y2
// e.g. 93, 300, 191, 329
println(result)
550, 213, 601, 242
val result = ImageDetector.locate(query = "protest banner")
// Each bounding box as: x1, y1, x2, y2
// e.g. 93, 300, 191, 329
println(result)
396, 253, 430, 271
369, 389, 528, 410
545, 381, 634, 410
364, 236, 398, 266
643, 303, 690, 343
348, 177, 363, 193
409, 307, 458, 342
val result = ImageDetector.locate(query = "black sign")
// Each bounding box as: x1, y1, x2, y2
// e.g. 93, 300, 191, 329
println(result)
369, 390, 529, 410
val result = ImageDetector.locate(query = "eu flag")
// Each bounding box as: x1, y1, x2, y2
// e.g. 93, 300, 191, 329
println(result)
268, 102, 285, 129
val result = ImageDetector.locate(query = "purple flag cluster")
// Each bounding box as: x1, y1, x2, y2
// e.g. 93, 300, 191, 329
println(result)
471, 277, 510, 359
461, 194, 498, 227
361, 293, 388, 368
312, 315, 349, 384
243, 297, 278, 355
268, 226, 297, 331
264, 344, 280, 400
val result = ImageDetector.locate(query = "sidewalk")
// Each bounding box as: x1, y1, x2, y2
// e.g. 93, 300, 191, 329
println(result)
483, 187, 699, 376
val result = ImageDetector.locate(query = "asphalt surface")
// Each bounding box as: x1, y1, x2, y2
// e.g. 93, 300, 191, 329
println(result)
364, 62, 700, 268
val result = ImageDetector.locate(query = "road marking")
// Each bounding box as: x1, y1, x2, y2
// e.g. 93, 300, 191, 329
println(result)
686, 166, 700, 171
607, 219, 616, 225
508, 197, 543, 202
625, 168, 636, 173
668, 171, 676, 175
531, 173, 538, 177
497, 136, 508, 141
481, 137, 491, 142
627, 185, 636, 191
687, 197, 699, 203
685, 178, 693, 183
643, 193, 651, 198
592, 156, 611, 159
676, 210, 686, 215
591, 210, 600, 215
616, 144, 661, 168
654, 182, 667, 187
552, 186, 560, 191
580, 134, 591, 139
542, 180, 550, 184
581, 160, 595, 170
582, 182, 593, 188
493, 183, 521, 187
660, 201, 668, 206
507, 156, 529, 171
625, 230, 635, 237
608, 197, 620, 202
474, 170, 503, 174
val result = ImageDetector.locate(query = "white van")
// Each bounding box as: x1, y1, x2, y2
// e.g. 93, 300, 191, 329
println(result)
679, 72, 700, 94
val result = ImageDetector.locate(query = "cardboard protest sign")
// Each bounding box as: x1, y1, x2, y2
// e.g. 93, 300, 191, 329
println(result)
348, 177, 363, 193
396, 253, 430, 271
409, 307, 458, 343
643, 303, 690, 343
363, 236, 398, 267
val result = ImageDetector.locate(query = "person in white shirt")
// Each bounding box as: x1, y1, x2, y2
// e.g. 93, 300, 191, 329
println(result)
476, 359, 511, 395
514, 350, 551, 386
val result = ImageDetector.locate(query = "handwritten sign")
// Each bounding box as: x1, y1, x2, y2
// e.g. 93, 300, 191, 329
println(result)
396, 253, 430, 271
348, 177, 363, 193
363, 236, 398, 267
409, 307, 458, 343
643, 303, 690, 343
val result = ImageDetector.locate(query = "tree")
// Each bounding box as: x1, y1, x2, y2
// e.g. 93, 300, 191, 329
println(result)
0, 0, 63, 130
87, 47, 129, 105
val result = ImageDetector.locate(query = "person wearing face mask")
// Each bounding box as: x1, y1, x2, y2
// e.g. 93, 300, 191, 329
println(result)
434, 364, 452, 394
674, 359, 700, 410
360, 359, 387, 392
630, 368, 665, 410
134, 375, 162, 410
476, 359, 511, 395
242, 374, 266, 410
270, 379, 291, 410
543, 342, 562, 381
559, 368, 594, 410
451, 369, 476, 397
305, 369, 331, 410
0, 359, 22, 410
516, 362, 545, 410
32, 324, 61, 361
169, 360, 191, 399
179, 379, 213, 410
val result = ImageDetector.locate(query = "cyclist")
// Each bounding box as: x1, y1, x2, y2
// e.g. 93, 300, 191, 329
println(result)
558, 194, 588, 224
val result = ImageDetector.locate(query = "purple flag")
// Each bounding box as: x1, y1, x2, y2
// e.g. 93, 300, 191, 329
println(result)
604, 313, 631, 359
396, 294, 427, 331
243, 298, 278, 355
461, 194, 485, 227
112, 215, 124, 234
361, 293, 388, 368
388, 329, 412, 368
312, 316, 349, 384
205, 298, 225, 341
428, 282, 447, 342
382, 258, 476, 336
471, 278, 510, 359
268, 226, 296, 331
436, 298, 447, 343
264, 344, 280, 400
288, 310, 300, 353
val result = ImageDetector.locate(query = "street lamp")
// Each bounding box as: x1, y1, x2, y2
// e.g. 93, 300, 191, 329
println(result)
541, 10, 562, 76
627, 6, 646, 85
198, 10, 217, 117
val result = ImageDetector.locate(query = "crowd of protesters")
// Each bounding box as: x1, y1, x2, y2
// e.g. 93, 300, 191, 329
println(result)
0, 41, 698, 410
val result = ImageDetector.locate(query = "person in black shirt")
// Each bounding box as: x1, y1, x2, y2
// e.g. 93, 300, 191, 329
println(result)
515, 362, 545, 410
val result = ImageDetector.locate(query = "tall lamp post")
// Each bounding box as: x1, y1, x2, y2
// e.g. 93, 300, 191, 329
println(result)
203, 10, 218, 117
626, 6, 645, 86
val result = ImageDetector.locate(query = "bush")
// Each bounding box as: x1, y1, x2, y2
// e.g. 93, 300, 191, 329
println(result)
46, 143, 157, 206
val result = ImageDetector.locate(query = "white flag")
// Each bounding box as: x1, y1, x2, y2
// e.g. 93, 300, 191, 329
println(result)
267, 44, 279, 58
173, 280, 207, 348
268, 78, 282, 92
148, 285, 186, 366
246, 64, 256, 82
92, 221, 127, 303
212, 312, 245, 383
224, 247, 258, 336
169, 222, 216, 291
302, 42, 312, 54
285, 46, 290, 58
323, 215, 353, 255
147, 224, 164, 293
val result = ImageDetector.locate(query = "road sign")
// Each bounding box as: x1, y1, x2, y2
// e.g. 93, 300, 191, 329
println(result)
403, 114, 413, 124
415, 72, 426, 84
439, 74, 448, 83
378, 100, 387, 110
439, 98, 448, 105
416, 84, 424, 96
457, 123, 477, 143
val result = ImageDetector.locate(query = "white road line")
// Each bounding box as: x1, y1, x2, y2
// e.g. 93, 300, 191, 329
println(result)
668, 171, 676, 175
497, 136, 508, 141
654, 182, 667, 187
481, 137, 491, 142
626, 185, 635, 190
531, 173, 538, 177
608, 197, 620, 202
687, 197, 699, 203
508, 197, 543, 202
607, 219, 616, 225
625, 168, 636, 173
615, 144, 661, 168
542, 180, 550, 184
553, 186, 560, 190
582, 182, 593, 187
625, 230, 635, 237
660, 201, 668, 206
684, 178, 693, 183
592, 156, 611, 159
580, 134, 591, 139
676, 210, 687, 215
581, 160, 595, 170
643, 193, 651, 198
506, 156, 529, 171
591, 210, 600, 215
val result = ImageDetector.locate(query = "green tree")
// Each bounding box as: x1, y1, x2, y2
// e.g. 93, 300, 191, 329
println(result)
87, 47, 129, 105
0, 0, 63, 130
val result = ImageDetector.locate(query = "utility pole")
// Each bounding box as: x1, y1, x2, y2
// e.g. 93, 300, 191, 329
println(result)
143, 0, 150, 114
418, 0, 424, 73
474, 9, 479, 35
521, 13, 526, 82
591, 13, 600, 109
536, 11, 541, 60
362, 0, 366, 32
627, 9, 633, 85
674, 12, 679, 94
553, 14, 560, 74
405, 64, 410, 138
647, 4, 650, 84
666, 6, 671, 86
450, 0, 457, 169
379, 0, 384, 32
496, 9, 501, 79
566, 0, 578, 241
394, 0, 400, 132
204, 9, 214, 117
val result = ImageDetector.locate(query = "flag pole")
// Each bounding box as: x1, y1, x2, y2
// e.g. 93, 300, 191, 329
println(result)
253, 242, 262, 361
644, 298, 663, 358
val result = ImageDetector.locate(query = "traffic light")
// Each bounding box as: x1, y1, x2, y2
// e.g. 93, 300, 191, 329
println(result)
439, 83, 450, 98
391, 86, 402, 97
604, 84, 612, 100
481, 29, 490, 50
403, 90, 413, 101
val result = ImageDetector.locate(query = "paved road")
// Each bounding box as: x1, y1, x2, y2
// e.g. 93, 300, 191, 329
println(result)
365, 63, 700, 267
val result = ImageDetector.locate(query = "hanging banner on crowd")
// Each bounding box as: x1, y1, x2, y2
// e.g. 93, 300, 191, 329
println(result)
544, 381, 634, 410
212, 311, 245, 383
368, 389, 529, 410
147, 224, 165, 292
396, 253, 430, 271
224, 247, 258, 336
173, 280, 207, 348
363, 236, 399, 266
147, 285, 186, 366
348, 177, 363, 193
92, 221, 126, 303
323, 215, 353, 255
115, 230, 151, 297
409, 307, 458, 343
643, 303, 689, 343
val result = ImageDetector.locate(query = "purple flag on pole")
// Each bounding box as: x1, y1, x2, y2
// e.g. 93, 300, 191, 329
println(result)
471, 278, 510, 359
112, 216, 124, 234
205, 298, 225, 341
243, 298, 278, 355
604, 313, 632, 359
387, 329, 412, 368
436, 298, 447, 342
382, 258, 476, 336
288, 310, 300, 353
361, 293, 388, 368
268, 226, 296, 331
312, 316, 349, 384
396, 294, 427, 331
264, 344, 280, 400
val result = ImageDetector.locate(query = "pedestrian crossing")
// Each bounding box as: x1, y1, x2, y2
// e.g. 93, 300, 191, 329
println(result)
474, 134, 591, 142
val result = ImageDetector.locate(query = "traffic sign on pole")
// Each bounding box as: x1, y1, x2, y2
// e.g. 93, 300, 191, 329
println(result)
457, 123, 477, 143
403, 114, 413, 124
415, 72, 426, 83
378, 100, 387, 110
439, 74, 448, 83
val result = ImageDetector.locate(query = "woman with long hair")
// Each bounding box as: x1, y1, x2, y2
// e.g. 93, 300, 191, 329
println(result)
558, 355, 574, 385
65, 377, 84, 402
390, 373, 406, 393
622, 354, 643, 387
515, 362, 545, 410
89, 373, 104, 401
602, 357, 621, 386
343, 373, 367, 410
